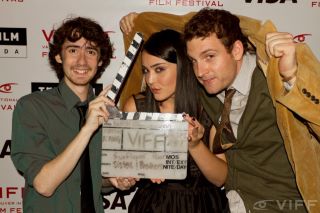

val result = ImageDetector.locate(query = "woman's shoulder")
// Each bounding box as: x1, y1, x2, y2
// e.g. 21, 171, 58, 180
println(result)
133, 91, 146, 100
122, 92, 146, 112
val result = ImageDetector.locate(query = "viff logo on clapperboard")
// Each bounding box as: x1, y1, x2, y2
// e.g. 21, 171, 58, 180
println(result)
0, 27, 27, 58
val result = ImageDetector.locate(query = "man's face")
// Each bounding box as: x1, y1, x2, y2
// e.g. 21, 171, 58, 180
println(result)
187, 33, 242, 94
55, 37, 101, 91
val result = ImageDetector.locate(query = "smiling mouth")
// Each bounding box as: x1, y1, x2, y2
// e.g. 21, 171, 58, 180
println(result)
74, 69, 89, 74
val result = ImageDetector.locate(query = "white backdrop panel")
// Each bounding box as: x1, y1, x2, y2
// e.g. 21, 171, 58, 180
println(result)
1, 0, 319, 212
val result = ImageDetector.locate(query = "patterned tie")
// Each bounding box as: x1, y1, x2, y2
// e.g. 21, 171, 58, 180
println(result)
76, 104, 95, 213
212, 89, 237, 154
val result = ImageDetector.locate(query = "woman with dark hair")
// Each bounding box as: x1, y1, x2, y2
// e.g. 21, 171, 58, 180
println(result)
121, 29, 229, 213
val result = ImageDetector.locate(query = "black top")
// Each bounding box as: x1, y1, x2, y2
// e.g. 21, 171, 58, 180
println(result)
128, 93, 229, 213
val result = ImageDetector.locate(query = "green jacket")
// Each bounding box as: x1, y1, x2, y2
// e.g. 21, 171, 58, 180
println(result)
201, 66, 305, 212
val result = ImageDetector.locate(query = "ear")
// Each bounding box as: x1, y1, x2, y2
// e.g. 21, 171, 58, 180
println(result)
55, 54, 63, 64
231, 40, 244, 61
98, 60, 102, 66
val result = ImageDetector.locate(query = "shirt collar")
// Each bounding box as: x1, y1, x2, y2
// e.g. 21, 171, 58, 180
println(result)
230, 53, 256, 96
58, 79, 95, 111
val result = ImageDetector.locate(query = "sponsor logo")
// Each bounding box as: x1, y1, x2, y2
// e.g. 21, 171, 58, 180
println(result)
102, 190, 135, 210
0, 83, 18, 111
0, 0, 24, 3
244, 0, 297, 3
0, 28, 27, 58
293, 34, 312, 43
0, 187, 23, 199
41, 30, 116, 58
0, 186, 23, 212
41, 29, 54, 58
311, 1, 320, 7
31, 82, 103, 95
253, 199, 318, 211
148, 0, 224, 7
0, 83, 17, 94
0, 140, 10, 158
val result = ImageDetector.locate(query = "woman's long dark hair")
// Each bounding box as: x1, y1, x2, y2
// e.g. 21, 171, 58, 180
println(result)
142, 29, 201, 119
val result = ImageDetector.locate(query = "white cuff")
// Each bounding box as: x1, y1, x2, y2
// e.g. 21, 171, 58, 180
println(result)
283, 81, 294, 91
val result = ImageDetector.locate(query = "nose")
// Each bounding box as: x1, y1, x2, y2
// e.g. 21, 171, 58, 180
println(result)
77, 49, 88, 65
195, 61, 209, 78
145, 72, 155, 86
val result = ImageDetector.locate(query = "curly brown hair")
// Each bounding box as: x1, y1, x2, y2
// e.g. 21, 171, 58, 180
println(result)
184, 8, 249, 53
48, 17, 113, 83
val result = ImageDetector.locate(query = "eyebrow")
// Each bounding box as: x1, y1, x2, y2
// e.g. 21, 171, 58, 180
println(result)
200, 49, 216, 56
64, 43, 99, 51
149, 62, 167, 69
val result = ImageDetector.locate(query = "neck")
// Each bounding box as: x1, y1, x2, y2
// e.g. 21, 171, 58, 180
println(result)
159, 97, 175, 113
236, 56, 244, 75
75, 86, 89, 102
63, 78, 90, 102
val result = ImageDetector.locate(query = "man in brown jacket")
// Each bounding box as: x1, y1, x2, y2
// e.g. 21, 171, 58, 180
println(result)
119, 8, 320, 212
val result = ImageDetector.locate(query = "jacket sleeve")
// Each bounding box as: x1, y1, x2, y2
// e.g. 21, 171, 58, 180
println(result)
276, 43, 320, 132
267, 42, 320, 212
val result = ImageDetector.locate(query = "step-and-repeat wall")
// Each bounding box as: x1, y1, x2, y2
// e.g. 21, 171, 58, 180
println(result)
1, 0, 319, 212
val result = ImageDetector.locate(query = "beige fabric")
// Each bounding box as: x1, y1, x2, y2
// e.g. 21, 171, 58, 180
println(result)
120, 11, 320, 212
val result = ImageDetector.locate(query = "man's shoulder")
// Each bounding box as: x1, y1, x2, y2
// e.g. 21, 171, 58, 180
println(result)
17, 87, 60, 107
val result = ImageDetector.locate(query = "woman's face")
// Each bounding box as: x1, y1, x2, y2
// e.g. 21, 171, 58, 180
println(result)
142, 51, 177, 102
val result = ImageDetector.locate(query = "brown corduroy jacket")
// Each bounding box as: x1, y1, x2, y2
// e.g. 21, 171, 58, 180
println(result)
120, 12, 320, 212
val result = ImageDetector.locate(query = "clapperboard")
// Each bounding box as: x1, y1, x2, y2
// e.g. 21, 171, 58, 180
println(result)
106, 32, 143, 105
101, 32, 188, 179
101, 112, 188, 179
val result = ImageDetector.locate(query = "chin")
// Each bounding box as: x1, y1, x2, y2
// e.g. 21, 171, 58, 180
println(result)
204, 86, 220, 95
154, 97, 164, 102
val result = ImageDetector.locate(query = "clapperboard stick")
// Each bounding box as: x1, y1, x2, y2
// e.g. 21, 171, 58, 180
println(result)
106, 32, 143, 109
105, 32, 186, 121
120, 111, 185, 122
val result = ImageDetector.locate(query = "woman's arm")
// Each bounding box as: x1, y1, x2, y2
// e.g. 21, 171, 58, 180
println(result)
185, 115, 228, 187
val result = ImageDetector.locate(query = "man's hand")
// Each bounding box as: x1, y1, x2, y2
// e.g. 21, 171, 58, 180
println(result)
108, 177, 139, 191
84, 86, 115, 133
266, 32, 297, 85
119, 12, 138, 35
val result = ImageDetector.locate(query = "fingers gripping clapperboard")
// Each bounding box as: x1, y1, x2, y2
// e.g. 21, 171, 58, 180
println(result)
101, 32, 188, 179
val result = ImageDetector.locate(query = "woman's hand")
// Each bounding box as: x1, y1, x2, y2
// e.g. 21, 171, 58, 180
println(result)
150, 178, 165, 184
183, 113, 205, 149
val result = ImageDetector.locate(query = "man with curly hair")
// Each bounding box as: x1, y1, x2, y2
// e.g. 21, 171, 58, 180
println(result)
11, 17, 114, 212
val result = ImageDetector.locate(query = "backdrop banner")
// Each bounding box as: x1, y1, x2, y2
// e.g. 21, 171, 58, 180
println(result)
1, 0, 319, 212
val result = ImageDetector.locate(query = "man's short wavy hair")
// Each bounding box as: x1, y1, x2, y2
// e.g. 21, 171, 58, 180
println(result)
184, 8, 249, 53
49, 17, 113, 83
